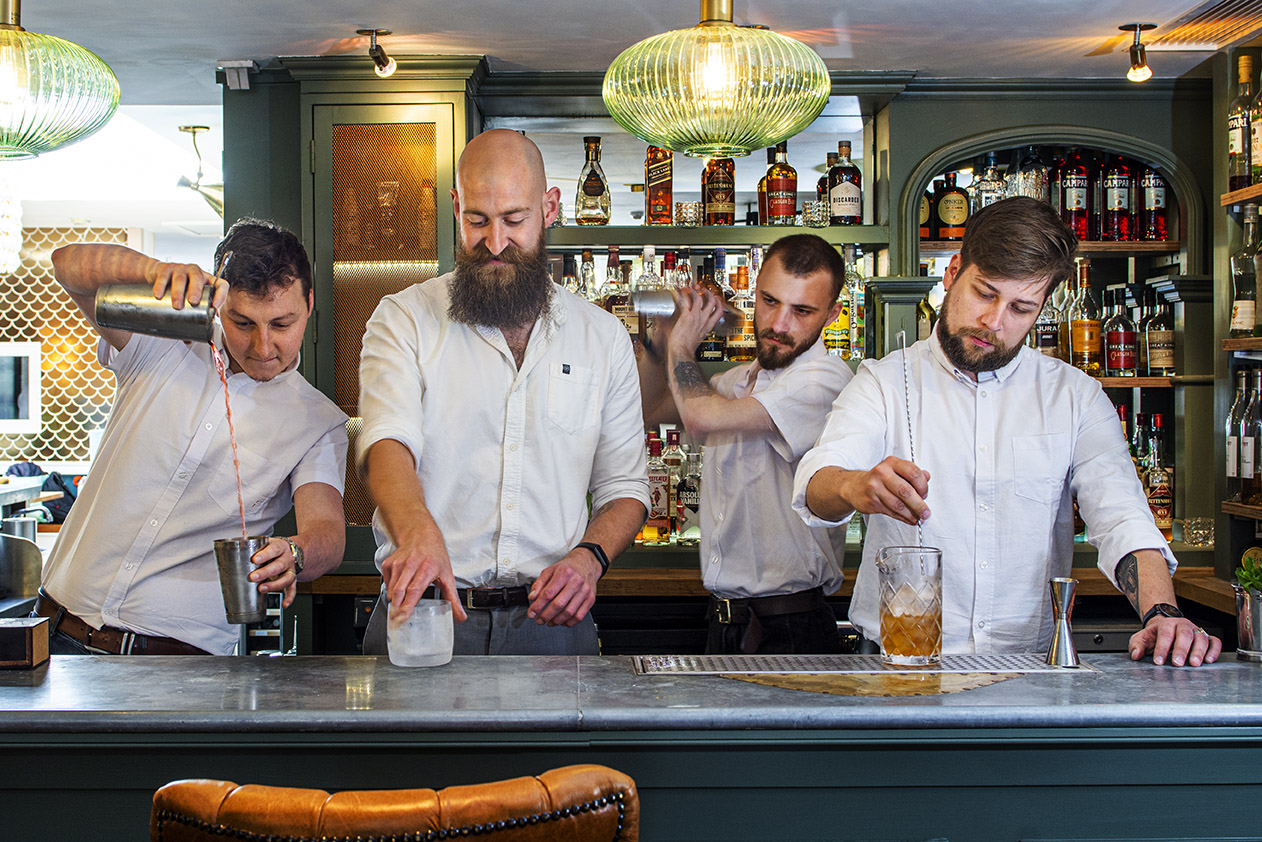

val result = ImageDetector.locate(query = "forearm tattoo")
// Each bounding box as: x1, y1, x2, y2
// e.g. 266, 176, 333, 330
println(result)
672, 359, 712, 399
1115, 553, 1140, 614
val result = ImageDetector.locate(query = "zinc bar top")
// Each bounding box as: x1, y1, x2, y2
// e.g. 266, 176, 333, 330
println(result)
1, 653, 1261, 733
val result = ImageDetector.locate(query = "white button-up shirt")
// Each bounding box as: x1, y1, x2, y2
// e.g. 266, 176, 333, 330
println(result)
43, 334, 348, 655
702, 339, 852, 598
358, 275, 650, 586
793, 331, 1175, 654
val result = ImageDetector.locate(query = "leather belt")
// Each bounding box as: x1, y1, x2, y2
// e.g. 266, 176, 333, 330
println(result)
422, 585, 531, 610
709, 587, 826, 625
35, 589, 211, 656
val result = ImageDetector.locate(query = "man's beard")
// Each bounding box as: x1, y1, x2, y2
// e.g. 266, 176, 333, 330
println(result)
935, 291, 1025, 373
448, 231, 553, 329
754, 313, 816, 371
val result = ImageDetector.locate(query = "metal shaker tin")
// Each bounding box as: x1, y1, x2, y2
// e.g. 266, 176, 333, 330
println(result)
95, 284, 215, 343
631, 289, 743, 333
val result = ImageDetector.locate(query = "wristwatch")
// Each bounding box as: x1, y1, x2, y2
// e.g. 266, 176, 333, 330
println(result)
284, 538, 305, 576
576, 541, 610, 578
1140, 602, 1183, 627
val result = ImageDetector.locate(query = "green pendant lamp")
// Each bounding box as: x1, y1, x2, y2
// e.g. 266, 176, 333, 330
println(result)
602, 0, 830, 158
0, 0, 120, 160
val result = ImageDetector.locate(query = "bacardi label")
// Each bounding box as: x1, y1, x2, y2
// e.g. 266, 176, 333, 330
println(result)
1232, 300, 1257, 333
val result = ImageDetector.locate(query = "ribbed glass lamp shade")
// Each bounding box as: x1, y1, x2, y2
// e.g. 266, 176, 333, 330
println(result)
602, 18, 830, 159
0, 26, 120, 160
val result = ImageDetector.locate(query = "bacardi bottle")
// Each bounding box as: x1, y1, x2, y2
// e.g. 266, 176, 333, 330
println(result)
766, 141, 798, 226
645, 145, 673, 226
828, 141, 862, 225
575, 136, 611, 225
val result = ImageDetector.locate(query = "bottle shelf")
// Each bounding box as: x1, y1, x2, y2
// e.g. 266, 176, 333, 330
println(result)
1221, 183, 1262, 207
1223, 500, 1262, 520
1223, 338, 1262, 351
548, 225, 889, 249
919, 240, 1180, 257
1096, 376, 1173, 388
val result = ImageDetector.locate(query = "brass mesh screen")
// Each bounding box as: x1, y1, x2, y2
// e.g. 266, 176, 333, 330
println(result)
0, 228, 126, 464
332, 123, 439, 417
343, 416, 374, 526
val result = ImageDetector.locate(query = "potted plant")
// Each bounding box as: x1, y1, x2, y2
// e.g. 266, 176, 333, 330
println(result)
1233, 551, 1262, 660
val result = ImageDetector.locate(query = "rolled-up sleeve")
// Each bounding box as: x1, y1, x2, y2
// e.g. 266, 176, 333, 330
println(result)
291, 420, 350, 494
589, 331, 650, 513
792, 361, 890, 529
357, 294, 428, 470
754, 358, 854, 463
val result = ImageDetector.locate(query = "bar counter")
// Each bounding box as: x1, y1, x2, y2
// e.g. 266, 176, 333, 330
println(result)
3, 653, 1262, 840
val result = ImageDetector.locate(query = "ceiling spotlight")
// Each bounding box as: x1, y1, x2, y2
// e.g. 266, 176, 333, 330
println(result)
357, 28, 396, 78
1120, 23, 1156, 83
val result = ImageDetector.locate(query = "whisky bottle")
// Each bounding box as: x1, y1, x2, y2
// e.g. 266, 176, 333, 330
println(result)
1103, 289, 1137, 376
696, 255, 726, 362
600, 246, 639, 351
1138, 165, 1168, 241
1232, 205, 1260, 338
675, 452, 703, 547
1145, 414, 1174, 540
1243, 370, 1262, 504
919, 186, 932, 239
1135, 286, 1153, 374
1060, 147, 1091, 241
575, 136, 611, 225
1068, 259, 1102, 375
726, 266, 756, 362
1030, 293, 1062, 360
1100, 154, 1134, 242
1145, 288, 1176, 376
818, 152, 838, 201
644, 438, 671, 545
577, 249, 597, 302
1229, 55, 1255, 192
757, 147, 773, 224
766, 141, 798, 226
645, 145, 673, 226
828, 141, 862, 225
560, 253, 578, 295
969, 152, 1006, 214
936, 172, 969, 240
845, 245, 866, 360
703, 157, 736, 226
1227, 368, 1249, 501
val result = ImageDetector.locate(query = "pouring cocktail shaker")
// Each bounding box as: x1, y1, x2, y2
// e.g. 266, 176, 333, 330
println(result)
95, 285, 215, 343
631, 290, 744, 334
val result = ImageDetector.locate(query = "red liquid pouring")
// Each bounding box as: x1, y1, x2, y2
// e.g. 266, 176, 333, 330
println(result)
212, 343, 247, 540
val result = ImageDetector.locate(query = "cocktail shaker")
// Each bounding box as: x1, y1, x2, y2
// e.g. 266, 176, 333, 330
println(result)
631, 290, 744, 333
95, 285, 215, 343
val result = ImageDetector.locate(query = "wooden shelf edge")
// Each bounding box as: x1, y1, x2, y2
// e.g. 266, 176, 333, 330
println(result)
921, 240, 1179, 255
1223, 500, 1262, 519
1097, 376, 1172, 388
1223, 338, 1262, 351
1222, 183, 1262, 206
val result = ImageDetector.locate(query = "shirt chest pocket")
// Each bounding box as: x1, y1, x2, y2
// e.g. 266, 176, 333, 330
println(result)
1012, 433, 1070, 505
546, 363, 599, 435
209, 440, 292, 522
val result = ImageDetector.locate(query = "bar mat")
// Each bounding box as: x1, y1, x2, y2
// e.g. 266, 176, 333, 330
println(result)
630, 653, 1097, 676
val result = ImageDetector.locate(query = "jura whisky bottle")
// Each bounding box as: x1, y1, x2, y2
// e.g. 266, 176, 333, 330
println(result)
575, 136, 611, 225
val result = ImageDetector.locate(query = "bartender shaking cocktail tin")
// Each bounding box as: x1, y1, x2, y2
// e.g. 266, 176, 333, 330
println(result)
794, 197, 1221, 668
35, 221, 347, 656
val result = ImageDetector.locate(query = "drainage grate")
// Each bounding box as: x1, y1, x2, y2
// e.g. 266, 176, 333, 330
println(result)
629, 653, 1097, 676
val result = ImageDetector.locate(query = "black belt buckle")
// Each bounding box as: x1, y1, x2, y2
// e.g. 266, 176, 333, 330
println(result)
464, 587, 507, 610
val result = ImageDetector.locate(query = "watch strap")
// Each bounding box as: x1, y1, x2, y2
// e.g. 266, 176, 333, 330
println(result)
576, 541, 610, 578
284, 538, 305, 575
1140, 602, 1182, 627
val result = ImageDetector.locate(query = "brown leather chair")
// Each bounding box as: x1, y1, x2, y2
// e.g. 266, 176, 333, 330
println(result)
151, 763, 638, 842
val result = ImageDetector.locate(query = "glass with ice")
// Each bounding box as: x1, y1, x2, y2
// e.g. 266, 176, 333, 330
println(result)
386, 598, 454, 667
875, 546, 942, 667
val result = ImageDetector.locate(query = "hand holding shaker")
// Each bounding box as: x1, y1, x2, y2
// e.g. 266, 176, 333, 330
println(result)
214, 536, 269, 624
95, 252, 232, 342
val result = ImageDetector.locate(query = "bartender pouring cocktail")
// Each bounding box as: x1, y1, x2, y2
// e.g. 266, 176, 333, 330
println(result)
36, 221, 348, 656
793, 197, 1221, 667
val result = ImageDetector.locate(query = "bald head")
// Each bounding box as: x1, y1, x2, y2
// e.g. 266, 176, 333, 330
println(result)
457, 129, 548, 198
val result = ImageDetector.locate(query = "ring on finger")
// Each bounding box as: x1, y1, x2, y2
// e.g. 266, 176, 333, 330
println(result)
1193, 627, 1207, 636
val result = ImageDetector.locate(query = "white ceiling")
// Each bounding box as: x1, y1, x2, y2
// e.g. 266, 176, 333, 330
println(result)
4, 0, 1242, 250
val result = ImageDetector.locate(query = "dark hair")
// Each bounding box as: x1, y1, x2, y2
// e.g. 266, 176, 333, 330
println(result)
763, 234, 847, 302
958, 197, 1077, 297
213, 219, 312, 299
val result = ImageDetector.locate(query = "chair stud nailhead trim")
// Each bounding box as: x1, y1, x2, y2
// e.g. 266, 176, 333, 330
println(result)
154, 790, 627, 842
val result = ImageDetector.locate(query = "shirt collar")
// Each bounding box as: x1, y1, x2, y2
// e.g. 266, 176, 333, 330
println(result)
927, 328, 1025, 386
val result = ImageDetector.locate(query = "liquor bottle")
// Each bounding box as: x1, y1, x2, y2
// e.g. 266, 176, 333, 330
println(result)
696, 255, 726, 362
703, 156, 736, 226
1145, 413, 1174, 540
1089, 149, 1103, 240
675, 452, 703, 547
845, 245, 866, 360
1060, 147, 1092, 241
818, 152, 838, 202
928, 178, 945, 239
1135, 286, 1153, 374
576, 249, 597, 302
600, 246, 639, 351
1231, 205, 1260, 338
969, 152, 1006, 214
766, 141, 798, 226
676, 247, 694, 288
644, 438, 671, 545
661, 250, 679, 289
645, 145, 673, 226
1145, 288, 1176, 376
662, 428, 685, 537
560, 253, 578, 294
1133, 412, 1150, 474
1227, 368, 1250, 501
936, 172, 969, 240
1244, 370, 1262, 504
1004, 145, 1050, 202
757, 147, 773, 223
1068, 259, 1102, 375
1031, 292, 1062, 359
919, 185, 932, 239
575, 136, 611, 225
915, 291, 936, 341
1229, 55, 1255, 193
1138, 165, 1168, 241
1100, 154, 1134, 242
713, 248, 734, 298
822, 268, 851, 357
1049, 147, 1065, 216
726, 265, 756, 362
1103, 289, 1138, 376
828, 141, 862, 225
1117, 404, 1136, 474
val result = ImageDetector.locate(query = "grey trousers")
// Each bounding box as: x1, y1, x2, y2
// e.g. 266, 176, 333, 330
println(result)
362, 590, 599, 656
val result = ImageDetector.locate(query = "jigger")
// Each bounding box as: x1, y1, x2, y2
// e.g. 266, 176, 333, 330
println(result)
1046, 577, 1080, 668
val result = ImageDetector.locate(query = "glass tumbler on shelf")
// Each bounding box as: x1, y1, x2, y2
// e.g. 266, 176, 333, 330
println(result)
802, 200, 830, 228
675, 201, 703, 228
875, 546, 942, 667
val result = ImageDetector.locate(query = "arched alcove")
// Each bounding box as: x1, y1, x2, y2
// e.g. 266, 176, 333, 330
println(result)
896, 125, 1204, 276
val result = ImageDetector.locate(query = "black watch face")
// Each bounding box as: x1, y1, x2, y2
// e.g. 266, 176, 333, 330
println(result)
1156, 603, 1183, 618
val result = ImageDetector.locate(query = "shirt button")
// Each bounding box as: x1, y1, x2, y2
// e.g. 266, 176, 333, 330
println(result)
178, 471, 188, 479
125, 563, 133, 570
509, 444, 518, 452
980, 561, 988, 569
977, 620, 986, 629
979, 503, 988, 512
979, 444, 988, 453
711, 556, 718, 565
149, 519, 158, 527
506, 503, 514, 511
980, 390, 988, 398
204, 423, 213, 430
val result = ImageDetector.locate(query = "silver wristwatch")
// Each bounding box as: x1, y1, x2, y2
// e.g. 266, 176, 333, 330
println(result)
284, 537, 305, 575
